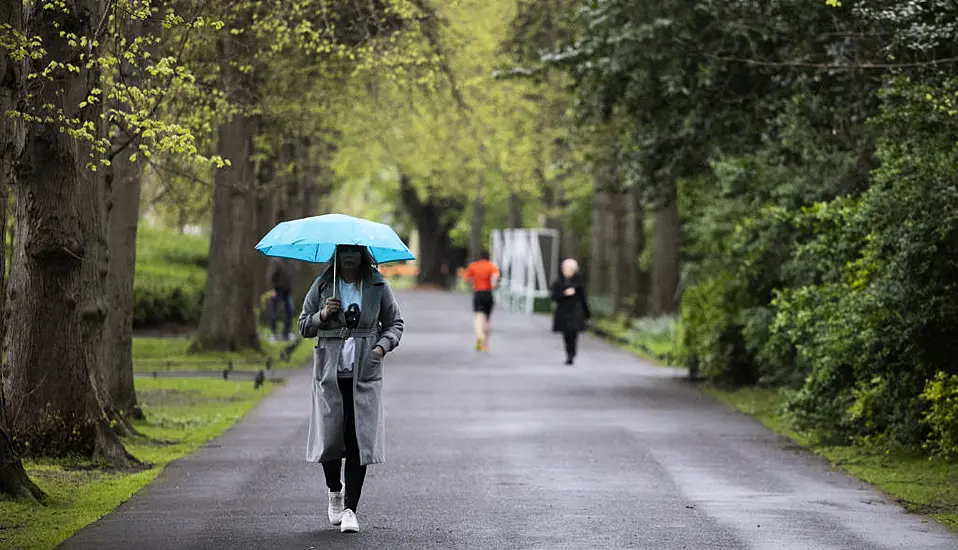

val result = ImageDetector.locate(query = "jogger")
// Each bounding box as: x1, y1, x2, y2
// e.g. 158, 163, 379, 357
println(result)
463, 250, 500, 352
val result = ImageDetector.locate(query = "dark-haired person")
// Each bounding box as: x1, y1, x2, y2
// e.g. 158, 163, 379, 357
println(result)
266, 257, 295, 342
298, 244, 404, 533
462, 250, 500, 351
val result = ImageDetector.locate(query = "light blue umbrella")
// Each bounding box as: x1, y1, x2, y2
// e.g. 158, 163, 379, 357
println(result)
255, 213, 415, 264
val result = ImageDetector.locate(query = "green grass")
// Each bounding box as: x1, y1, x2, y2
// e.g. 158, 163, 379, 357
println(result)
136, 226, 209, 269
132, 335, 312, 372
592, 315, 681, 367
134, 226, 209, 328
0, 377, 279, 550
384, 275, 417, 290
707, 386, 958, 530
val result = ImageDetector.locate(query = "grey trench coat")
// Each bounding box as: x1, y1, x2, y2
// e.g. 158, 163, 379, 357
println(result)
298, 267, 404, 465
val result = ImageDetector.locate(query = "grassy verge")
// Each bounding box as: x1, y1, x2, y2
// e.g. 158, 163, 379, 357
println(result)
707, 386, 958, 530
591, 315, 681, 367
134, 226, 209, 329
132, 335, 312, 373
0, 377, 279, 550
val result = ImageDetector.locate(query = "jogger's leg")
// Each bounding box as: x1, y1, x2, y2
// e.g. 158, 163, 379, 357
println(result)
473, 312, 486, 342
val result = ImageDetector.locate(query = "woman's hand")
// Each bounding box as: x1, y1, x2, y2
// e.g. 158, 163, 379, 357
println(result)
563, 287, 576, 296
320, 297, 341, 321
372, 345, 385, 356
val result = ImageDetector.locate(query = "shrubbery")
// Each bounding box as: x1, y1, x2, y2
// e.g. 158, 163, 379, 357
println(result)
680, 79, 958, 453
923, 373, 958, 459
134, 227, 209, 329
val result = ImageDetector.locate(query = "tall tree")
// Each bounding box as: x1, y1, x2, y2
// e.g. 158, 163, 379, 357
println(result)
0, 0, 45, 501
192, 18, 261, 351
399, 173, 463, 287
5, 0, 135, 465
101, 0, 168, 422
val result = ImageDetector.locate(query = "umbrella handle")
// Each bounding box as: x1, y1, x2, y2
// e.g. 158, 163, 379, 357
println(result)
332, 247, 337, 299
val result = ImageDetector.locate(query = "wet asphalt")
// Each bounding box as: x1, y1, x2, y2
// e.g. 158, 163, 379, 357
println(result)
61, 291, 957, 549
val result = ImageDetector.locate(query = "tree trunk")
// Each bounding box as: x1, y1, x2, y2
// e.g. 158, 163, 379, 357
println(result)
0, 3, 41, 497
193, 113, 261, 351
254, 188, 276, 301
102, 146, 144, 422
6, 0, 135, 466
651, 188, 681, 315
100, 1, 162, 422
0, 428, 45, 503
193, 28, 260, 352
398, 173, 459, 288
587, 190, 609, 298
468, 182, 485, 261
415, 214, 455, 287
612, 188, 643, 315
630, 186, 649, 318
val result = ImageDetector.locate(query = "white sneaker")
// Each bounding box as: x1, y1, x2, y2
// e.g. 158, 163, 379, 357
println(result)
340, 509, 359, 533
327, 490, 344, 525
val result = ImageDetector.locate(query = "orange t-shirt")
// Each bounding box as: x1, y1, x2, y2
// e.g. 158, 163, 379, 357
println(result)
464, 259, 500, 292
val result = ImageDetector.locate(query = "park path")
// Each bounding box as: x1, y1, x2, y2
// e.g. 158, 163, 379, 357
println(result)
62, 291, 957, 549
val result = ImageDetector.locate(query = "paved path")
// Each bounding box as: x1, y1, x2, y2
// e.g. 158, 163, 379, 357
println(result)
63, 291, 956, 549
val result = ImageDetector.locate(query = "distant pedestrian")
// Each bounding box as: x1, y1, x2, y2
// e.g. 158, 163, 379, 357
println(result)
266, 257, 295, 341
463, 250, 500, 352
550, 258, 591, 365
298, 244, 404, 533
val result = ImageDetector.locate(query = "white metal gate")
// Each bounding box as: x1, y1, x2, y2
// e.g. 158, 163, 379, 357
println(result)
488, 228, 560, 314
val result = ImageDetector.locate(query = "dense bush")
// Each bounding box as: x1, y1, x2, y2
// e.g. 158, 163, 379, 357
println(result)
922, 373, 958, 459
133, 227, 209, 329
681, 75, 958, 450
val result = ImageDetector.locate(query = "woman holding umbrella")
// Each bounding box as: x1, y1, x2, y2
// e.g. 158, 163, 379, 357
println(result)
298, 243, 404, 533
258, 214, 411, 533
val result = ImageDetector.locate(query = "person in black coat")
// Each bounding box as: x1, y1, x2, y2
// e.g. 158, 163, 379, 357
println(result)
550, 258, 591, 365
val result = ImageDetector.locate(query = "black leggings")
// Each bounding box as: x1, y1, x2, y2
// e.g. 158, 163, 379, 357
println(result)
563, 331, 579, 358
322, 377, 367, 512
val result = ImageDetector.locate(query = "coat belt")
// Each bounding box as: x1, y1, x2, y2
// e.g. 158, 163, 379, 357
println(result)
317, 327, 379, 339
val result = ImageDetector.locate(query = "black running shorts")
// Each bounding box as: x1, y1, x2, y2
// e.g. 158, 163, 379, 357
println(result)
473, 290, 494, 316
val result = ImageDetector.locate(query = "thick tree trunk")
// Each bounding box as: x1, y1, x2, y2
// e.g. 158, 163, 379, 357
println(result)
468, 183, 485, 261
254, 188, 276, 301
0, 428, 45, 502
415, 215, 455, 287
587, 190, 609, 298
612, 188, 643, 315
290, 140, 328, 301
102, 147, 144, 422
398, 173, 459, 288
193, 22, 260, 351
0, 6, 40, 497
651, 188, 681, 315
100, 0, 165, 427
193, 114, 260, 351
6, 0, 135, 466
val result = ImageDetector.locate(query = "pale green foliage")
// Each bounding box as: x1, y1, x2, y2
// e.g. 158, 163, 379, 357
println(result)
331, 0, 588, 229
2, 0, 231, 171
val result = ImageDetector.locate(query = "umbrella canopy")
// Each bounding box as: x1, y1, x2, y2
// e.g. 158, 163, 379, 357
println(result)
254, 213, 415, 264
